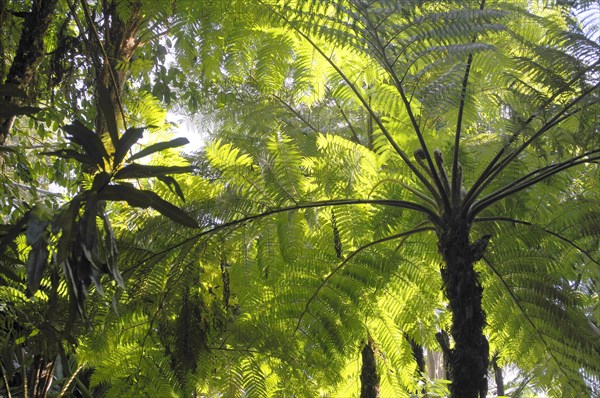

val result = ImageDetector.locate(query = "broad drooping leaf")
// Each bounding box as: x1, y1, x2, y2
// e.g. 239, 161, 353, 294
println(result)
98, 184, 198, 228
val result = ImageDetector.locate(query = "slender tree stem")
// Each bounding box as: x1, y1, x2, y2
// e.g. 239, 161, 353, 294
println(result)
58, 365, 84, 398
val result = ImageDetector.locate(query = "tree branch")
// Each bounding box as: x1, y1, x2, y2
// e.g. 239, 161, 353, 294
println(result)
124, 198, 441, 275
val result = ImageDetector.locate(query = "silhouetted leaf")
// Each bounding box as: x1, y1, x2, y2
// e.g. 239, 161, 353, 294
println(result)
114, 127, 145, 166
43, 149, 96, 166
99, 212, 123, 287
54, 199, 81, 265
25, 214, 50, 293
27, 241, 48, 293
63, 121, 108, 169
0, 146, 17, 153
91, 171, 111, 192
25, 215, 49, 246
98, 184, 198, 228
97, 84, 119, 145
80, 195, 99, 267
157, 175, 186, 202
127, 137, 189, 162
114, 164, 193, 180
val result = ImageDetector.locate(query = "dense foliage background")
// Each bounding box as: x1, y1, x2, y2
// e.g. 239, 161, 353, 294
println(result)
1, 0, 599, 397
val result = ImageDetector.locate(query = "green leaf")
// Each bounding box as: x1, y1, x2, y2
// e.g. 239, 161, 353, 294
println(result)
98, 184, 198, 228
114, 127, 145, 166
97, 84, 120, 145
63, 121, 108, 169
127, 137, 189, 162
114, 164, 193, 180
157, 175, 186, 202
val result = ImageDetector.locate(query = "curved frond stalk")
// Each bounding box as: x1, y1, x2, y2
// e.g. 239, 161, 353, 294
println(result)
474, 216, 600, 267
125, 198, 440, 274
481, 256, 592, 394
293, 225, 435, 335
452, 0, 487, 208
265, 4, 443, 206
464, 80, 600, 210
355, 5, 452, 212
470, 151, 600, 217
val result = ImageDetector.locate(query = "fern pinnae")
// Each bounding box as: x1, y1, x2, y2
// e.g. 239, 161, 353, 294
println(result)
362, 11, 453, 212
451, 0, 486, 208
465, 81, 600, 209
474, 216, 600, 268
276, 12, 442, 203
464, 64, 598, 200
481, 255, 584, 393
470, 152, 600, 217
293, 225, 433, 336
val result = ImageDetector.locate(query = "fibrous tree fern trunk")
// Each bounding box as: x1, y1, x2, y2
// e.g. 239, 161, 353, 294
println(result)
360, 338, 379, 398
437, 216, 489, 398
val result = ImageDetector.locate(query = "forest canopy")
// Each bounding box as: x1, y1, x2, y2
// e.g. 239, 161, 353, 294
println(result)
0, 0, 599, 397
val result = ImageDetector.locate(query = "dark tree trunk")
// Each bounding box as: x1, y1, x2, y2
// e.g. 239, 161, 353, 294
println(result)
438, 217, 489, 398
492, 354, 505, 396
406, 334, 428, 396
27, 355, 55, 398
0, 0, 58, 144
406, 335, 425, 374
92, 0, 142, 136
360, 338, 380, 398
435, 330, 453, 381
